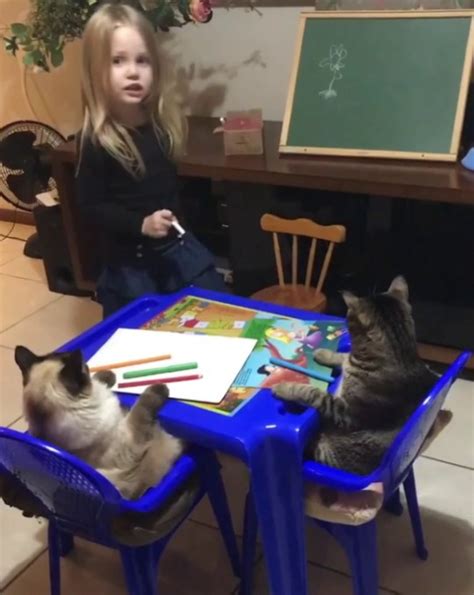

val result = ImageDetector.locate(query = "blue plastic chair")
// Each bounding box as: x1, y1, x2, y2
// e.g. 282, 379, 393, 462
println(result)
240, 351, 470, 595
0, 428, 240, 595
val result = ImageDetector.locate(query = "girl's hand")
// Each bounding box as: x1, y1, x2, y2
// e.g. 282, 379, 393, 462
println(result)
141, 209, 174, 238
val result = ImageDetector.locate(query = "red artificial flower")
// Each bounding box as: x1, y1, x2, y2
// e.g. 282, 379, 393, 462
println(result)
188, 0, 213, 23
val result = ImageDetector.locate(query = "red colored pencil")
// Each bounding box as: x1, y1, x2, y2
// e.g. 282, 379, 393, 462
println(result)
117, 373, 203, 389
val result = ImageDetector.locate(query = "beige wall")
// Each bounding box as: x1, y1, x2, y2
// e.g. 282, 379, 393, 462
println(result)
1, 2, 471, 129
167, 7, 307, 121
0, 2, 471, 210
168, 4, 472, 121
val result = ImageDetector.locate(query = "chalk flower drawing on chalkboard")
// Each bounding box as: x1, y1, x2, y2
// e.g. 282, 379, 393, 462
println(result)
318, 44, 347, 99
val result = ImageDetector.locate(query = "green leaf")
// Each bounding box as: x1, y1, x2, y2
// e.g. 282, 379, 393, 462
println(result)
47, 35, 60, 52
23, 49, 46, 67
50, 48, 64, 67
145, 1, 186, 30
177, 0, 192, 22
32, 49, 44, 63
148, 1, 174, 27
159, 4, 179, 28
23, 52, 36, 66
11, 23, 28, 37
171, 16, 185, 28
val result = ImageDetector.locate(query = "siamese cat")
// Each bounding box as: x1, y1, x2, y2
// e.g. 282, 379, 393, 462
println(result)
15, 346, 182, 499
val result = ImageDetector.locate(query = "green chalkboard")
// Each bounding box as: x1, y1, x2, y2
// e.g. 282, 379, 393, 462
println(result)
280, 12, 474, 161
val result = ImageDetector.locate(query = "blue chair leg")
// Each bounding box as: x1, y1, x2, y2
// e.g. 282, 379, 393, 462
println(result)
403, 467, 428, 560
58, 531, 74, 557
384, 487, 404, 516
328, 521, 379, 595
240, 491, 258, 595
198, 451, 241, 578
48, 523, 61, 595
119, 543, 164, 595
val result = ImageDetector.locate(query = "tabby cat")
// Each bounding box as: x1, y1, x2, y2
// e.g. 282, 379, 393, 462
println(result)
14, 346, 182, 499
273, 276, 438, 475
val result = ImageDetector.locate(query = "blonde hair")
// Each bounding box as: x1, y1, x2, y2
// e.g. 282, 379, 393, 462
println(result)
78, 3, 187, 177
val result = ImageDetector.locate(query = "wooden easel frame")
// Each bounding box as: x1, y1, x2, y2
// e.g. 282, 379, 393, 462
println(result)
280, 11, 474, 162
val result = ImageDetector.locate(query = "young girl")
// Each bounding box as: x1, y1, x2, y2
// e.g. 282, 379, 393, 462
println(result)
76, 3, 225, 318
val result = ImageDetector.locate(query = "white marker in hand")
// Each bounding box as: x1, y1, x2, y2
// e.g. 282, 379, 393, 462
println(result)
171, 219, 186, 237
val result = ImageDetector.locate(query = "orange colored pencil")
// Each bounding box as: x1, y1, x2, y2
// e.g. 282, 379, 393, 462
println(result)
89, 354, 171, 373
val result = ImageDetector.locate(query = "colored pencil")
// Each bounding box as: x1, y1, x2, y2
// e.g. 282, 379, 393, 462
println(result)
89, 354, 171, 373
122, 361, 198, 379
118, 373, 203, 389
269, 357, 334, 384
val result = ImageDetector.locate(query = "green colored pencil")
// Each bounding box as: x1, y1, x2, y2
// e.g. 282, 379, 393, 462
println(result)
122, 362, 198, 379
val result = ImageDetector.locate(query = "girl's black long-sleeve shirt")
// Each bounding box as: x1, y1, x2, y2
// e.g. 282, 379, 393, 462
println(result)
76, 125, 182, 266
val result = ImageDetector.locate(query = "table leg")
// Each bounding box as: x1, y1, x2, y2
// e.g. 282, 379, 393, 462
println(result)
247, 433, 308, 595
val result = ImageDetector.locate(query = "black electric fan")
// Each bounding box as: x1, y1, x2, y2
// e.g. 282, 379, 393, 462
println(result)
0, 120, 66, 256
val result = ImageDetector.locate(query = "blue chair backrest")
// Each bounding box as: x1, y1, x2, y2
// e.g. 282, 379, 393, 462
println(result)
377, 351, 470, 490
303, 352, 470, 492
0, 428, 122, 538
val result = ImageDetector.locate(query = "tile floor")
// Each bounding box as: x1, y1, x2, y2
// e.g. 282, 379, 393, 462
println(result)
0, 226, 473, 594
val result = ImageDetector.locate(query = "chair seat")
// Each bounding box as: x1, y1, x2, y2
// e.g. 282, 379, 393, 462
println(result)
251, 285, 327, 312
302, 409, 453, 528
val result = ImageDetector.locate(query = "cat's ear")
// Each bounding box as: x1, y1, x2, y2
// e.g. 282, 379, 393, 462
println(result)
14, 346, 40, 378
341, 291, 359, 310
342, 291, 372, 327
388, 276, 409, 302
59, 350, 90, 397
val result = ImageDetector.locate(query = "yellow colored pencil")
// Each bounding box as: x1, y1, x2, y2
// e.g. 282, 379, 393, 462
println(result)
89, 354, 171, 373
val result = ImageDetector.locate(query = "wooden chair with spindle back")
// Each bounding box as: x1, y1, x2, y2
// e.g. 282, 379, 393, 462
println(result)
251, 214, 346, 312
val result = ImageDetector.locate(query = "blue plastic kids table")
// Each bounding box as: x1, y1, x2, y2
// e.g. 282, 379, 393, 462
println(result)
61, 287, 347, 595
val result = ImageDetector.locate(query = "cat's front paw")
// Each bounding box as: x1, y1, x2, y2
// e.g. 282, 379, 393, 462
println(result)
313, 348, 332, 364
272, 382, 298, 402
139, 383, 170, 412
313, 348, 343, 367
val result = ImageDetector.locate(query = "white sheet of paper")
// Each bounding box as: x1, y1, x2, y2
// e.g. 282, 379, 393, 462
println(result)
86, 328, 257, 404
